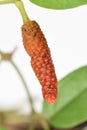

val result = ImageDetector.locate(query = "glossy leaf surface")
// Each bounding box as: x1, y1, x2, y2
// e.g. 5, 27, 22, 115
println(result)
43, 66, 87, 128
30, 0, 87, 9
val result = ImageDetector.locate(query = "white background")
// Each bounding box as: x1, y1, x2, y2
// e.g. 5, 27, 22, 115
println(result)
0, 0, 87, 113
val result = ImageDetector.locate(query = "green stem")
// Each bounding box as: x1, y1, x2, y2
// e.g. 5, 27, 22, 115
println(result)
15, 0, 30, 23
9, 59, 35, 113
35, 113, 50, 130
0, 0, 18, 4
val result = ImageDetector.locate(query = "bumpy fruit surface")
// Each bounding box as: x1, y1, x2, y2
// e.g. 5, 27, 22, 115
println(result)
21, 20, 58, 103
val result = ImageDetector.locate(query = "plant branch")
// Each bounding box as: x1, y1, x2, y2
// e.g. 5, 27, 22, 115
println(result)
30, 113, 50, 130
0, 0, 18, 4
0, 50, 12, 61
9, 59, 35, 113
0, 50, 35, 113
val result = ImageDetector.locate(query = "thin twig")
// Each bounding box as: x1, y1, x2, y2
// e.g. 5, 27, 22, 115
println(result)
9, 59, 35, 113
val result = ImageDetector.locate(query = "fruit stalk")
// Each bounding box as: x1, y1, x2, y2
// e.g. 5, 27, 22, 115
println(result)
15, 0, 30, 23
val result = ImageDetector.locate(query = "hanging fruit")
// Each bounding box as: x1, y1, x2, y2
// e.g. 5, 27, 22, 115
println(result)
21, 20, 58, 103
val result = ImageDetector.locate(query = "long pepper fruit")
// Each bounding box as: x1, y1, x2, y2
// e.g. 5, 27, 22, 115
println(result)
22, 20, 58, 104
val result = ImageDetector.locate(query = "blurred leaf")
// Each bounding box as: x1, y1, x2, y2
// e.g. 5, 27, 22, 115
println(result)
29, 0, 87, 9
0, 109, 26, 123
6, 114, 29, 123
0, 109, 19, 117
0, 126, 7, 130
43, 66, 87, 129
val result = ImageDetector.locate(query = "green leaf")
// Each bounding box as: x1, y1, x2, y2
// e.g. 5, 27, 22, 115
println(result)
29, 0, 87, 9
43, 66, 87, 129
